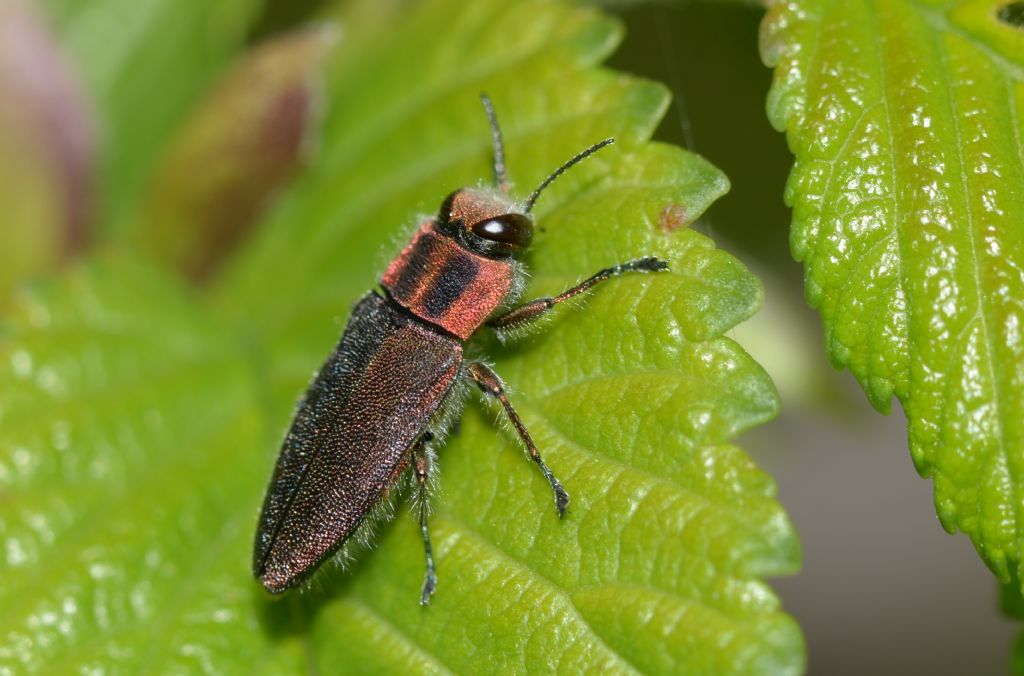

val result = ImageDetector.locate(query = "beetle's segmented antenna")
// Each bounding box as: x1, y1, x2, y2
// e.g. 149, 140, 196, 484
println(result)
524, 138, 615, 214
480, 93, 509, 193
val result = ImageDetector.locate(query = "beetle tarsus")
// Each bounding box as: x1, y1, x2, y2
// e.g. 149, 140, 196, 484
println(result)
528, 448, 570, 517
420, 566, 438, 606
532, 447, 570, 518
415, 440, 438, 606
552, 478, 570, 518
468, 362, 570, 517
617, 256, 669, 274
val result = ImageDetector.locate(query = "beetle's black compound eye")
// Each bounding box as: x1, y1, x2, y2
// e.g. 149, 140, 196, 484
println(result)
471, 213, 533, 249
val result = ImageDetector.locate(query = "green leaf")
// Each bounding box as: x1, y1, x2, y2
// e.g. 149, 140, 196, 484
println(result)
761, 0, 1024, 583
38, 0, 262, 232
0, 0, 802, 672
0, 262, 284, 672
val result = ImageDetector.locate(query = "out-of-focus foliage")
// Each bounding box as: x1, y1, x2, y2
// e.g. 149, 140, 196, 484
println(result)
137, 25, 336, 282
0, 0, 92, 302
0, 0, 801, 673
762, 0, 1024, 587
39, 0, 262, 233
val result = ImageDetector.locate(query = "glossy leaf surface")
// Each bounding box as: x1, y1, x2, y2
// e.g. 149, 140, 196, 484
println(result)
762, 0, 1024, 583
0, 0, 802, 672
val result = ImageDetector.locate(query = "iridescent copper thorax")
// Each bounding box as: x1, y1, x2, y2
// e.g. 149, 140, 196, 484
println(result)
381, 220, 516, 340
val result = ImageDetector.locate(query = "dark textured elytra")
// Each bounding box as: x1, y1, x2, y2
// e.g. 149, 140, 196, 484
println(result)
254, 93, 666, 603
254, 292, 462, 592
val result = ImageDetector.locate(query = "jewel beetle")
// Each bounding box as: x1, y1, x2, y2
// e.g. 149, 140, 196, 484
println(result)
253, 94, 668, 604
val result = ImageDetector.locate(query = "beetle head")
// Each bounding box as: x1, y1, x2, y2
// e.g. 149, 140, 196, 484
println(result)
433, 94, 616, 260
437, 188, 532, 259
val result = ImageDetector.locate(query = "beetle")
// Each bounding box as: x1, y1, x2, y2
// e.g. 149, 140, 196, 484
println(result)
253, 94, 668, 604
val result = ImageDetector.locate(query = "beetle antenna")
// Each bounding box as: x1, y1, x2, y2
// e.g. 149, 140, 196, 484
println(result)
480, 93, 509, 193
524, 138, 615, 214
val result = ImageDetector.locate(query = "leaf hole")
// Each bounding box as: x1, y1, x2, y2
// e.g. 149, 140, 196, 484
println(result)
998, 2, 1024, 28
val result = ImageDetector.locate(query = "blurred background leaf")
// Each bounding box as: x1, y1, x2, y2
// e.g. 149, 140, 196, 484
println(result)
39, 0, 262, 235
137, 24, 336, 282
0, 0, 92, 303
0, 0, 802, 672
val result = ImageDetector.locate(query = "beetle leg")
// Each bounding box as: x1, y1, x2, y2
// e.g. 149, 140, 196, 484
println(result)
468, 362, 569, 517
487, 257, 668, 331
414, 434, 438, 606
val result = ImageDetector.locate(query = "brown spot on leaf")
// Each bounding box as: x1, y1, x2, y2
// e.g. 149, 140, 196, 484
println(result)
998, 2, 1024, 28
658, 204, 691, 232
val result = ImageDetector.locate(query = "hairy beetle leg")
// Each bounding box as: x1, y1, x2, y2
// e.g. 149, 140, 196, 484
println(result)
468, 362, 569, 517
414, 435, 438, 606
487, 257, 669, 331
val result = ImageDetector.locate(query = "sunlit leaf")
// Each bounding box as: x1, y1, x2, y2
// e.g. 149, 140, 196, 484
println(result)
0, 0, 802, 672
761, 0, 1024, 583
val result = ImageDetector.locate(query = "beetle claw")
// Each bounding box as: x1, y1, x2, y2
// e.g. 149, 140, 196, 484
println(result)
554, 483, 570, 518
420, 570, 438, 606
